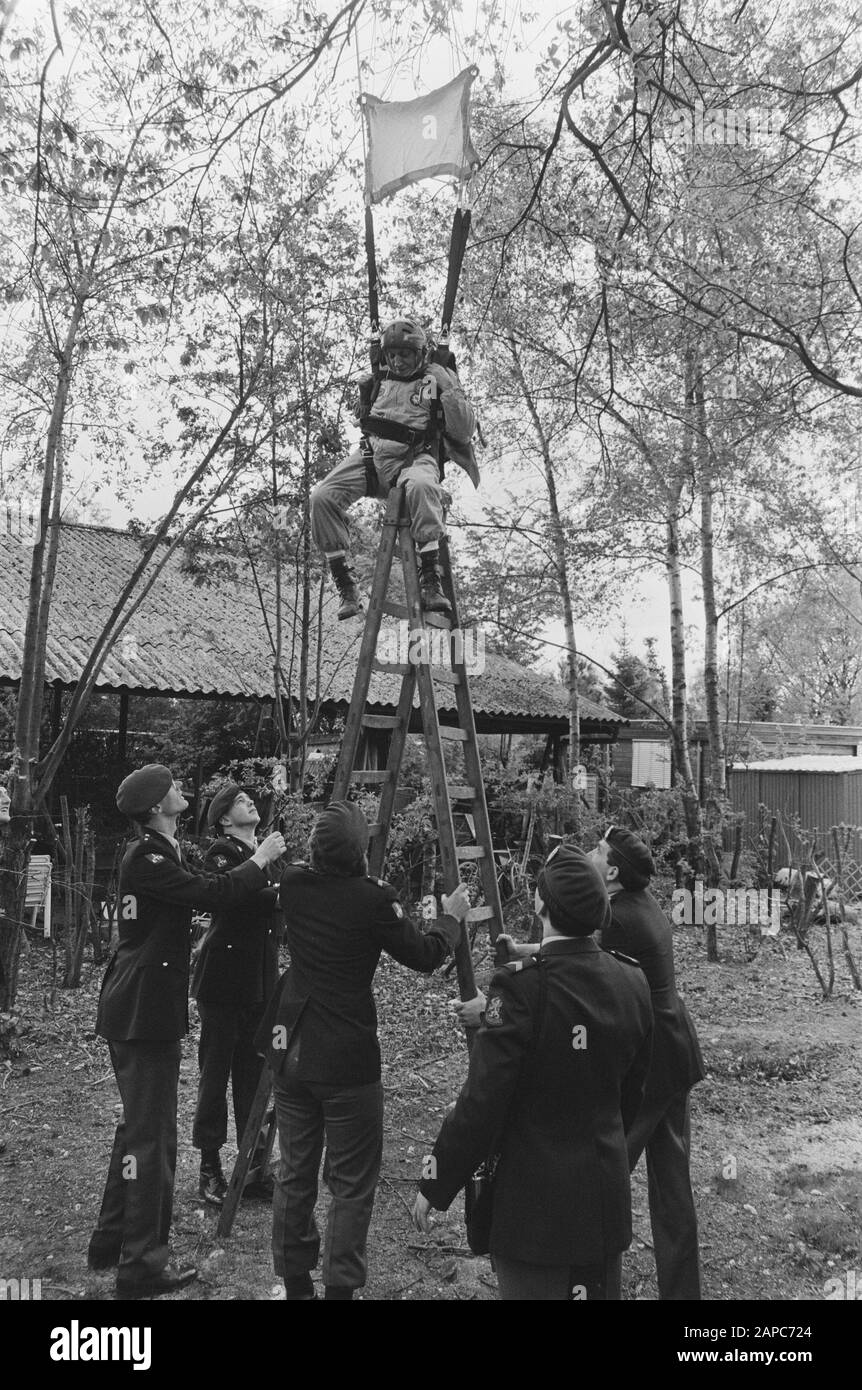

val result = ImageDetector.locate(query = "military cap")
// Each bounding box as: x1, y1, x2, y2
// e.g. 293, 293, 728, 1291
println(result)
537, 844, 611, 936
116, 764, 173, 818
310, 799, 370, 873
207, 781, 246, 829
605, 826, 655, 880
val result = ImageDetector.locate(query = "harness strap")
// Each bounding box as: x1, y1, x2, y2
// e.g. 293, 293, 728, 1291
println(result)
362, 414, 440, 451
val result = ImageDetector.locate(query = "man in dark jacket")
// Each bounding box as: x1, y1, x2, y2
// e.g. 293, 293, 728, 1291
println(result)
260, 799, 469, 1301
191, 783, 281, 1206
89, 764, 285, 1300
414, 845, 653, 1301
590, 826, 705, 1300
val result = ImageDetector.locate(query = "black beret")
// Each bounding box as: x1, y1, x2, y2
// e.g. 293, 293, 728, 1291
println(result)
116, 764, 173, 818
207, 782, 245, 829
605, 827, 655, 880
311, 799, 370, 873
537, 845, 611, 936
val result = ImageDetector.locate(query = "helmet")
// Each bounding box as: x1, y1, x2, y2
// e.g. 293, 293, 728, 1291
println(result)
380, 317, 429, 370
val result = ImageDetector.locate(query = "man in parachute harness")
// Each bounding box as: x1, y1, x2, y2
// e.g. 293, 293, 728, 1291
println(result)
310, 317, 479, 620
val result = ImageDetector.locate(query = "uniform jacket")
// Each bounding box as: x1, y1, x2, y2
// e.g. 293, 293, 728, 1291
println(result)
96, 829, 270, 1042
190, 835, 280, 1008
420, 937, 654, 1266
361, 367, 479, 486
258, 865, 460, 1087
601, 888, 705, 1106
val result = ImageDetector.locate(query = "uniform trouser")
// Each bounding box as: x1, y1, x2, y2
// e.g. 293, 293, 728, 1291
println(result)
626, 1089, 701, 1300
493, 1252, 623, 1301
310, 449, 446, 553
271, 1069, 383, 1291
92, 1039, 181, 1283
192, 1000, 265, 1154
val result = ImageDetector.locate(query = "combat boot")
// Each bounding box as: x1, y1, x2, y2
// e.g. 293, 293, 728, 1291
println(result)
419, 548, 452, 615
327, 553, 364, 620
199, 1149, 227, 1207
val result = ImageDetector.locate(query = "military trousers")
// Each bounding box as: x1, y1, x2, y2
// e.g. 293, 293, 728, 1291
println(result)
627, 1088, 701, 1300
493, 1252, 623, 1301
310, 450, 446, 553
192, 1000, 265, 1154
271, 1068, 383, 1292
91, 1039, 182, 1285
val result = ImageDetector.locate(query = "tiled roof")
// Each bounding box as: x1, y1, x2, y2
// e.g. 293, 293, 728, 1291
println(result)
0, 523, 623, 728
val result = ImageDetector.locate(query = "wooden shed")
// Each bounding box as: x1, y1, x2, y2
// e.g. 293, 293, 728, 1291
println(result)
727, 756, 862, 864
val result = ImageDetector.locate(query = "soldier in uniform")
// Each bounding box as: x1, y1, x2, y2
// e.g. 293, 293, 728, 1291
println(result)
259, 799, 470, 1301
413, 845, 653, 1301
589, 826, 705, 1300
191, 783, 282, 1206
88, 764, 285, 1300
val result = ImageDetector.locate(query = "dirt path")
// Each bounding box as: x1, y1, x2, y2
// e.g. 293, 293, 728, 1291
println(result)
1, 925, 860, 1301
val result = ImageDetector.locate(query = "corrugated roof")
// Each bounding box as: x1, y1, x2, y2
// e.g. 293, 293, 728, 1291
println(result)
731, 756, 862, 773
0, 523, 623, 727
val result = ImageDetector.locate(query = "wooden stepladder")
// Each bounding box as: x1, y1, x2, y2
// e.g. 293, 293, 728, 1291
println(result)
330, 485, 504, 1000
218, 486, 503, 1236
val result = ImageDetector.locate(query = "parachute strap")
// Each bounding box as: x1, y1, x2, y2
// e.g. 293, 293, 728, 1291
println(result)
364, 206, 382, 375
362, 414, 440, 453
436, 206, 472, 362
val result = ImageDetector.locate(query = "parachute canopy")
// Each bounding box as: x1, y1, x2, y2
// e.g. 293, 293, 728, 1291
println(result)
362, 66, 479, 205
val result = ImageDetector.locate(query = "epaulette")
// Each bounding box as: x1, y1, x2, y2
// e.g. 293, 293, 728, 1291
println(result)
607, 948, 642, 968
501, 955, 538, 974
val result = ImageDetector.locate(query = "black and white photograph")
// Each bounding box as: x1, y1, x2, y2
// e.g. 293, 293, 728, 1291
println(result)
1, 0, 860, 1356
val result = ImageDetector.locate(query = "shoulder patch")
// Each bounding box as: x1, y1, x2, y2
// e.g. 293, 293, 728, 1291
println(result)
145, 853, 165, 864
367, 875, 389, 888
391, 901, 404, 919
484, 995, 504, 1026
607, 948, 642, 968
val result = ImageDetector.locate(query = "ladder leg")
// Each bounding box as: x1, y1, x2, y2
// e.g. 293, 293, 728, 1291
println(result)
437, 533, 506, 947
217, 1065, 275, 1239
332, 491, 402, 800
398, 497, 477, 1001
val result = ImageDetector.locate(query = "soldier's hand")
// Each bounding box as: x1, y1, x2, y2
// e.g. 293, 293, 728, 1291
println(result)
425, 362, 457, 393
449, 990, 486, 1030
254, 832, 286, 867
412, 1192, 434, 1234
495, 933, 539, 964
441, 883, 470, 921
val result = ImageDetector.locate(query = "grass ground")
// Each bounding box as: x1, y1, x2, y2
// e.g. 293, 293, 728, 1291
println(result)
1, 917, 860, 1303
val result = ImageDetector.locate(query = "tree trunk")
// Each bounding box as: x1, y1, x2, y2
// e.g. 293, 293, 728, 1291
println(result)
696, 373, 726, 802
667, 353, 715, 954
0, 818, 32, 1012
508, 339, 581, 834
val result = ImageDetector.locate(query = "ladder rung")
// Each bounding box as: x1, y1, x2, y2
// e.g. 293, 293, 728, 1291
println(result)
423, 613, 452, 631
466, 904, 497, 923
352, 771, 389, 783
438, 726, 468, 741
456, 846, 486, 860
381, 600, 409, 619
368, 822, 383, 836
447, 784, 476, 800
362, 714, 399, 729
373, 661, 410, 675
